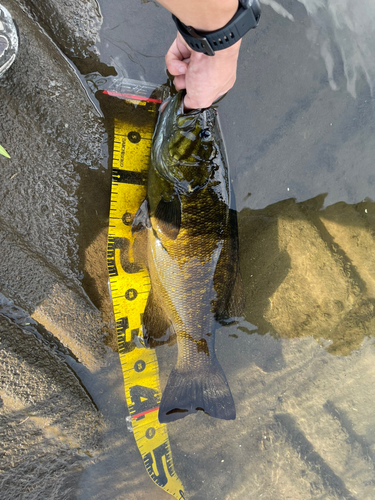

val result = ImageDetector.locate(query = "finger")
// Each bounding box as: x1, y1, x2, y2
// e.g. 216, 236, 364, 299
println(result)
175, 32, 192, 60
173, 74, 186, 91
165, 38, 190, 75
167, 58, 188, 77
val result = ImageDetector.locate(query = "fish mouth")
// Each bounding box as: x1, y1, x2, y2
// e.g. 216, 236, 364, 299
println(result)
160, 90, 203, 119
158, 91, 184, 116
160, 91, 215, 132
159, 95, 172, 114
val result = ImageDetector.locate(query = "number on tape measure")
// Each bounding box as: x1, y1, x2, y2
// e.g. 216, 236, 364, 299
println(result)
108, 237, 142, 276
134, 360, 146, 372
106, 86, 184, 499
129, 385, 160, 417
146, 427, 156, 439
144, 442, 176, 487
125, 288, 138, 300
128, 131, 141, 143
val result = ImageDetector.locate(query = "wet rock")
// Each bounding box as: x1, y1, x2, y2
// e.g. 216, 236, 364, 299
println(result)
17, 0, 114, 75
0, 220, 107, 368
0, 313, 103, 499
0, 1, 110, 367
31, 282, 109, 368
83, 226, 117, 351
1, 0, 105, 279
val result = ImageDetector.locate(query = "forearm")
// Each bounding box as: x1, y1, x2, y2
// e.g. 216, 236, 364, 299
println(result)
157, 0, 239, 32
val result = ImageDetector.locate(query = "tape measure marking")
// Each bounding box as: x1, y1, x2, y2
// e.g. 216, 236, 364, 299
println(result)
112, 169, 148, 185
103, 89, 162, 103
106, 89, 184, 499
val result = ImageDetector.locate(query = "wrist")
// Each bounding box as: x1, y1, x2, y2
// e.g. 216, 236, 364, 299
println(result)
172, 1, 259, 57
188, 36, 242, 60
158, 0, 239, 32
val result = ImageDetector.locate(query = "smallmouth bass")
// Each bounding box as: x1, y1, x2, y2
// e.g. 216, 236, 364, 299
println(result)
133, 91, 244, 423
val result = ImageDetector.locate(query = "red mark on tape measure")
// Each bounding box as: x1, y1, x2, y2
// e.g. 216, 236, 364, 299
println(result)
103, 90, 162, 103
132, 407, 159, 420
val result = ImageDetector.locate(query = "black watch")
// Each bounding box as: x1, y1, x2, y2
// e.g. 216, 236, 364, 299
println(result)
172, 0, 261, 57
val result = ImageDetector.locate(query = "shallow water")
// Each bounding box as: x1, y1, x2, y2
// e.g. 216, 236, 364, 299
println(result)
1, 0, 375, 499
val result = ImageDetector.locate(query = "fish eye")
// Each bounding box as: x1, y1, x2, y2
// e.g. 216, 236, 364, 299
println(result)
200, 129, 211, 139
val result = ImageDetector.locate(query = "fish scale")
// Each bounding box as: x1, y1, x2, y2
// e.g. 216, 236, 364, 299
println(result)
139, 91, 243, 423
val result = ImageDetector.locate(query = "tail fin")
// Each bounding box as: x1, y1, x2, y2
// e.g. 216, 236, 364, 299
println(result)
158, 361, 236, 423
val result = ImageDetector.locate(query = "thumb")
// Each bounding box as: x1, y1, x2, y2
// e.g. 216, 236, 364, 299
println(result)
184, 93, 213, 111
166, 59, 188, 77
165, 38, 190, 76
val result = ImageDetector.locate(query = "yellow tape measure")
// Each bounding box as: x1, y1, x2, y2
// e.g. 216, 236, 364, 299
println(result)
105, 83, 185, 499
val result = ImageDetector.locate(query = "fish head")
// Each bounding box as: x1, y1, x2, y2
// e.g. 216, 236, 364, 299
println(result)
152, 91, 219, 194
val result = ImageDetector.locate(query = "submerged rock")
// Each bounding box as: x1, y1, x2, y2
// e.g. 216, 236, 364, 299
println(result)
239, 196, 375, 355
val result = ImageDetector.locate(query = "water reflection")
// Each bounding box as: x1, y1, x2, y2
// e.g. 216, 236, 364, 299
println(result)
264, 0, 375, 97
298, 0, 375, 97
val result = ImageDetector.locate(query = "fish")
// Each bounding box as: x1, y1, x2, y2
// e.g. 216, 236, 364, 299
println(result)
132, 90, 244, 423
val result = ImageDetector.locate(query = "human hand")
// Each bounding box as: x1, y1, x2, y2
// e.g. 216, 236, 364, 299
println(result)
165, 32, 241, 110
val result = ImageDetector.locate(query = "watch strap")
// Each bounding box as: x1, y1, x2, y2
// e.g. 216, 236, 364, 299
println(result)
172, 1, 260, 56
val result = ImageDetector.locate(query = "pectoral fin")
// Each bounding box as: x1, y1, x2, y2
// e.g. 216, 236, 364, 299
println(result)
131, 199, 151, 234
155, 196, 181, 240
